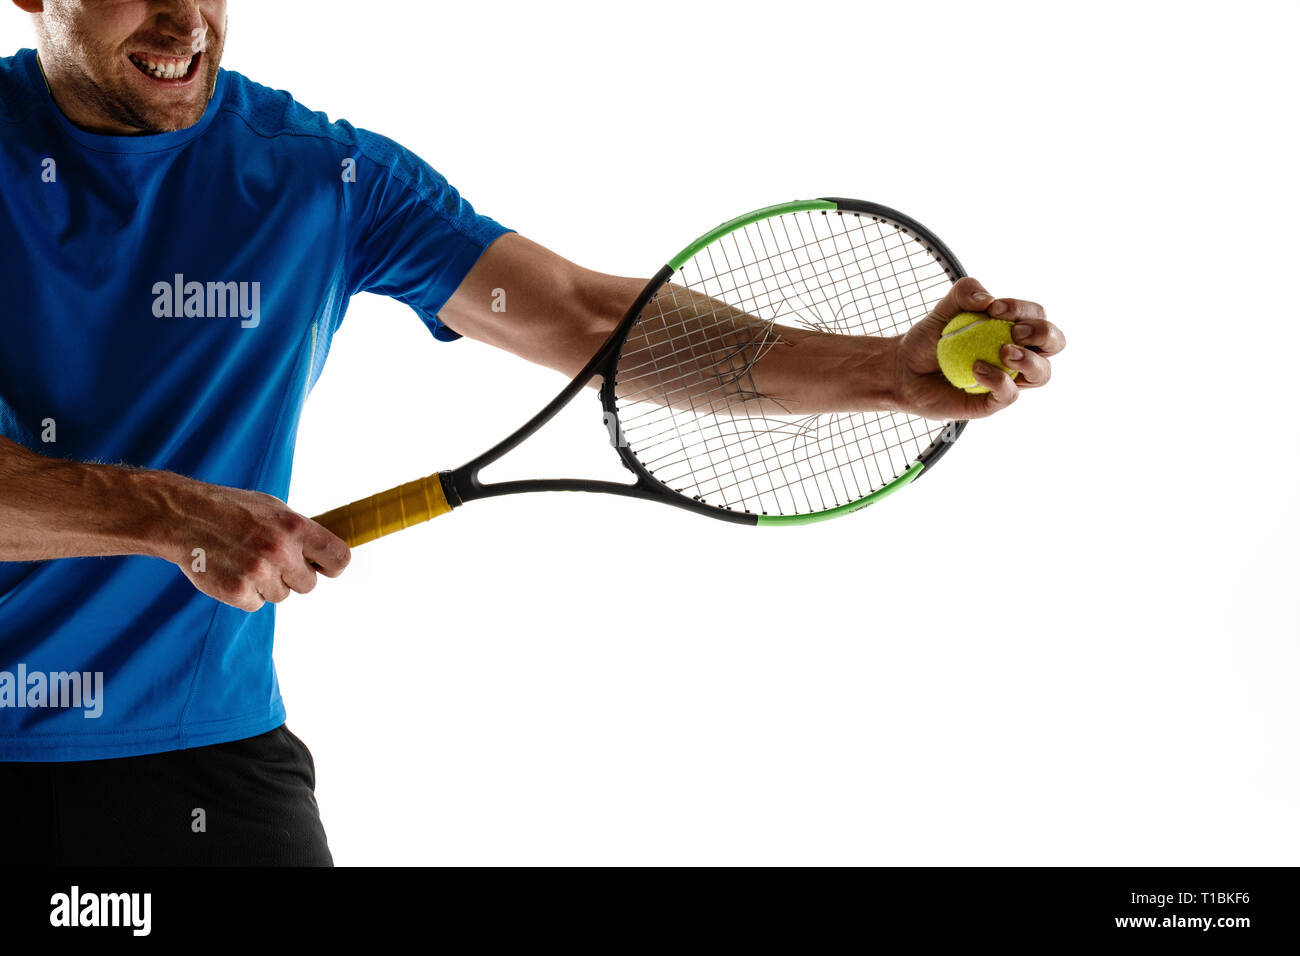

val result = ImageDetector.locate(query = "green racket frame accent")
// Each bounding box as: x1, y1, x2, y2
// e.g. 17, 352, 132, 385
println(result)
754, 461, 925, 526
668, 199, 837, 271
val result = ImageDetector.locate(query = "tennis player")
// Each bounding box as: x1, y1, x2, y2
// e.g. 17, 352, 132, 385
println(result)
0, 1, 1064, 865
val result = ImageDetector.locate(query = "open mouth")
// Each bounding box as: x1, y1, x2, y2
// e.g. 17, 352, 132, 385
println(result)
127, 50, 201, 84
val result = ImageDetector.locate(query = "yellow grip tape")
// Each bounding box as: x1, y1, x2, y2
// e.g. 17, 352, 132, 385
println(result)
311, 473, 452, 547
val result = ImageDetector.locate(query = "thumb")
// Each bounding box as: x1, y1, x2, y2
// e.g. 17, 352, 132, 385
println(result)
906, 276, 996, 353
929, 276, 995, 325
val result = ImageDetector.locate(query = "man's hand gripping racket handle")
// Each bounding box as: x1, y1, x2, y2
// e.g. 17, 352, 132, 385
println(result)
312, 473, 453, 547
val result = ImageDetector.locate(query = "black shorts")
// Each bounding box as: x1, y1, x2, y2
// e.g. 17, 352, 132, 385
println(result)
0, 724, 332, 866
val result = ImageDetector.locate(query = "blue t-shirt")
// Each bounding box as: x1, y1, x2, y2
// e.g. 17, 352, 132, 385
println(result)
0, 48, 511, 760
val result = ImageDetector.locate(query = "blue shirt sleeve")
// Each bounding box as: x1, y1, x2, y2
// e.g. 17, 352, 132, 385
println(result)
344, 129, 512, 341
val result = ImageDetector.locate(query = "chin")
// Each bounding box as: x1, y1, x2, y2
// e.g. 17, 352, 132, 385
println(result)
115, 51, 219, 133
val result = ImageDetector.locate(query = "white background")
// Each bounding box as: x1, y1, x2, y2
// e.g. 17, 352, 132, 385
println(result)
7, 0, 1298, 865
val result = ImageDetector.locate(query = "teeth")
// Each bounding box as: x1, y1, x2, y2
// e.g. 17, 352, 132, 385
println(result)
130, 54, 192, 79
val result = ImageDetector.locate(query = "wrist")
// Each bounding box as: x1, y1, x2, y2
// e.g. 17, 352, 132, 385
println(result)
114, 467, 191, 563
849, 334, 903, 412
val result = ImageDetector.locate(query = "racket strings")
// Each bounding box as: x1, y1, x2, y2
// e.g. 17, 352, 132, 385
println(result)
631, 408, 930, 515
655, 213, 947, 337
614, 210, 953, 516
615, 303, 784, 411
620, 215, 939, 512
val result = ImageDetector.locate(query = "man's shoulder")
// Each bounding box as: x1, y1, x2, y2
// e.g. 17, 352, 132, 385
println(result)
217, 68, 366, 150
219, 69, 430, 179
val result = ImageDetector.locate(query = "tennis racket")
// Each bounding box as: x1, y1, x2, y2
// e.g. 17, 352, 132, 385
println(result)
312, 197, 968, 546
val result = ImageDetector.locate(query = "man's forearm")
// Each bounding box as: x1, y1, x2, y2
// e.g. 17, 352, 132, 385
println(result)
0, 436, 352, 610
0, 436, 174, 562
747, 323, 900, 414
620, 282, 901, 416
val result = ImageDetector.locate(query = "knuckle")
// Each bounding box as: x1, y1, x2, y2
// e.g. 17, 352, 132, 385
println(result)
319, 544, 351, 576
258, 580, 286, 604
243, 553, 273, 579
253, 534, 297, 572
278, 510, 308, 535
236, 589, 263, 612
1013, 300, 1044, 321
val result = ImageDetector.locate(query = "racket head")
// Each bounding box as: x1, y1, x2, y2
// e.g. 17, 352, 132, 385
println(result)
599, 198, 968, 525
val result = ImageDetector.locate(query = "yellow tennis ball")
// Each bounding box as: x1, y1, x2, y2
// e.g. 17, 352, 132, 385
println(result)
936, 311, 1019, 394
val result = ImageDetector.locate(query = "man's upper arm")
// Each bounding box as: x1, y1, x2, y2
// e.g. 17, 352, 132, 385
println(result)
438, 233, 644, 378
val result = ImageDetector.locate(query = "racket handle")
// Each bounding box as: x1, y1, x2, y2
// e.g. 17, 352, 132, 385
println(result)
311, 473, 454, 547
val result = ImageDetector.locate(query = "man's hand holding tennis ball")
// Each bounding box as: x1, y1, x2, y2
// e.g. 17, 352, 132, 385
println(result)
893, 276, 1066, 421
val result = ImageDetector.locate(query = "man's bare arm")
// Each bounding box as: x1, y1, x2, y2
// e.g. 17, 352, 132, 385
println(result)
438, 234, 1062, 420
0, 436, 349, 611
0, 436, 167, 562
437, 233, 641, 377
437, 234, 893, 411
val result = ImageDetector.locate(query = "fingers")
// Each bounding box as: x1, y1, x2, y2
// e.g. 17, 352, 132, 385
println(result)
983, 294, 1063, 389
280, 561, 319, 596
174, 484, 353, 612
239, 564, 308, 612
257, 575, 292, 605
938, 282, 1064, 360
984, 297, 1065, 357
303, 523, 351, 578
272, 519, 350, 598
247, 515, 335, 605
969, 361, 1020, 414
999, 342, 1052, 387
230, 589, 265, 614
987, 297, 1044, 323
1010, 317, 1066, 356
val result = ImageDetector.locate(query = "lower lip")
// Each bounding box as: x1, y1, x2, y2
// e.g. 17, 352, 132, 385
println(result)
125, 51, 202, 89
